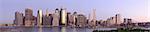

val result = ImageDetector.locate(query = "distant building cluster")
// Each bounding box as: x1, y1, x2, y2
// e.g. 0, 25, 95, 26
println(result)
14, 8, 88, 27
13, 8, 150, 28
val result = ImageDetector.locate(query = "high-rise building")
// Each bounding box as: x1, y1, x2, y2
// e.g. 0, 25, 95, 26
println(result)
60, 8, 67, 26
89, 9, 96, 27
48, 14, 53, 25
92, 9, 96, 23
14, 11, 23, 26
76, 14, 87, 27
24, 8, 35, 26
115, 14, 122, 24
42, 14, 53, 26
52, 8, 60, 26
72, 12, 77, 27
37, 9, 43, 26
66, 12, 70, 26
67, 12, 74, 26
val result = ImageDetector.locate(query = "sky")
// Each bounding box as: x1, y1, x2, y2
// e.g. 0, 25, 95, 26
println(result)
0, 0, 149, 24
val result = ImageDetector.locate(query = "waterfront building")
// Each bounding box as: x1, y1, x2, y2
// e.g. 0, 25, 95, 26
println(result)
66, 12, 71, 26
60, 8, 67, 26
24, 8, 35, 26
42, 14, 53, 26
48, 14, 53, 25
76, 14, 87, 27
72, 12, 78, 27
52, 8, 60, 26
42, 9, 52, 26
14, 11, 23, 26
66, 12, 76, 26
92, 9, 96, 26
37, 9, 43, 26
89, 9, 96, 27
115, 14, 122, 24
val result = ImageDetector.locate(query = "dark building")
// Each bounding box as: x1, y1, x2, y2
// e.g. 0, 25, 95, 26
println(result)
42, 14, 53, 26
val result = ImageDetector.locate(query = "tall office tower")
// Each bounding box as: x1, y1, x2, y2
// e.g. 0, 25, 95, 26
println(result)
93, 9, 96, 26
14, 11, 23, 26
42, 13, 53, 26
37, 10, 43, 26
42, 15, 47, 25
66, 12, 73, 26
89, 9, 96, 26
34, 17, 37, 26
24, 8, 35, 26
42, 9, 52, 26
73, 12, 77, 26
115, 14, 122, 24
48, 14, 53, 25
52, 8, 60, 26
60, 8, 67, 26
76, 14, 87, 27
66, 12, 70, 26
93, 9, 96, 23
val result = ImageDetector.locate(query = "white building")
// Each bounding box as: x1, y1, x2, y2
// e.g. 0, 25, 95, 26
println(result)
37, 9, 43, 26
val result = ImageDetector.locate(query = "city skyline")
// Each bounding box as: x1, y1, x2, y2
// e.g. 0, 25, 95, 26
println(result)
0, 0, 149, 24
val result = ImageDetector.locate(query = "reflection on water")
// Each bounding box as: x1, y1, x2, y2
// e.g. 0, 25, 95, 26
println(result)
0, 27, 95, 32
61, 27, 66, 32
38, 27, 42, 32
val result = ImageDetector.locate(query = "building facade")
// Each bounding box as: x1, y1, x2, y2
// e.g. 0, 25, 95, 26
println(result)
115, 14, 122, 24
14, 11, 23, 26
76, 14, 87, 27
52, 8, 60, 26
24, 8, 35, 26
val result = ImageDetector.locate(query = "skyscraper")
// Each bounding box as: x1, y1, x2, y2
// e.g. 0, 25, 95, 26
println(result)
14, 11, 23, 26
93, 9, 96, 26
89, 9, 96, 27
24, 8, 35, 26
48, 14, 53, 25
52, 8, 60, 26
37, 9, 43, 26
73, 12, 77, 27
42, 14, 53, 26
115, 14, 122, 24
66, 12, 73, 26
60, 8, 67, 26
76, 14, 87, 27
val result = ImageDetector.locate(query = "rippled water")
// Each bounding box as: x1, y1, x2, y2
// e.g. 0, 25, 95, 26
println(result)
1, 27, 150, 32
0, 27, 96, 32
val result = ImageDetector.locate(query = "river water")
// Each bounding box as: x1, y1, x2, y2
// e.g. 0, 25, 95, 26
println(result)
0, 27, 118, 32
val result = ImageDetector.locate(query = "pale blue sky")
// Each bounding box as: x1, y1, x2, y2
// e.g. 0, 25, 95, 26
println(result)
0, 0, 149, 24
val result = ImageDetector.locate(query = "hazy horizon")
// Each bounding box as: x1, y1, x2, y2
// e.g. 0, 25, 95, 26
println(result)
0, 0, 149, 24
